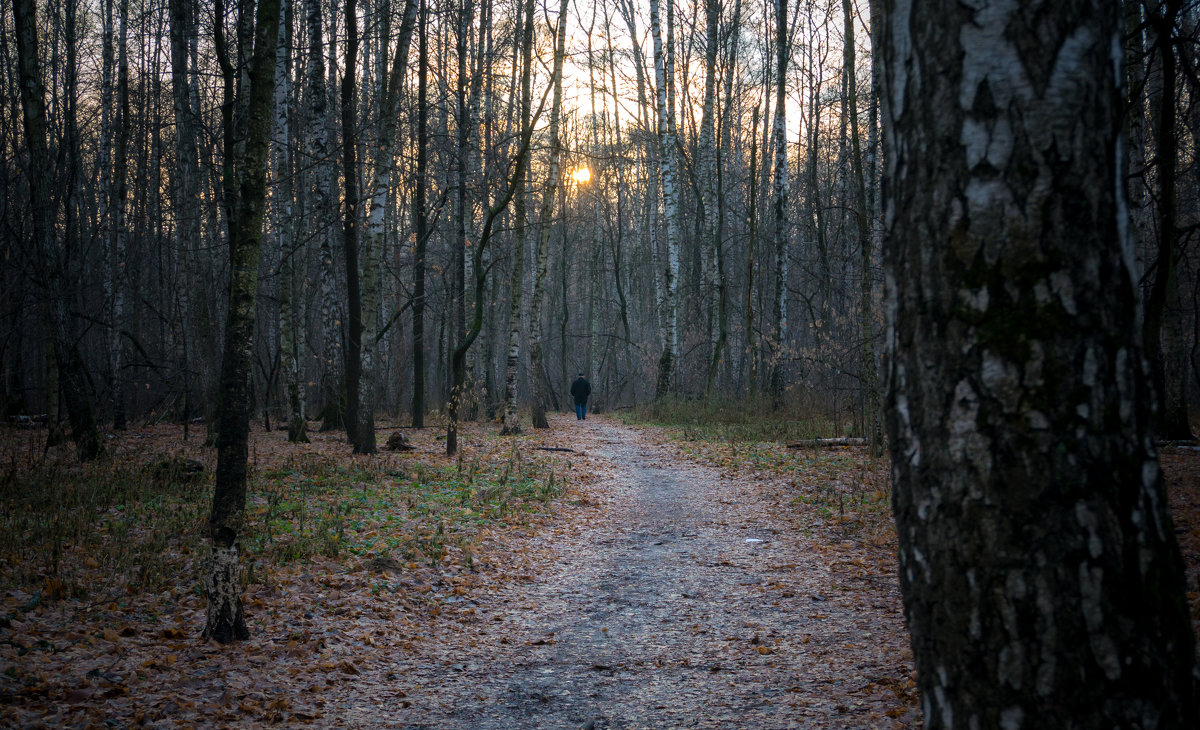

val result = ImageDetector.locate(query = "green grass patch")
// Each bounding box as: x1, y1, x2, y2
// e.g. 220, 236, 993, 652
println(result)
619, 395, 850, 444
0, 439, 567, 603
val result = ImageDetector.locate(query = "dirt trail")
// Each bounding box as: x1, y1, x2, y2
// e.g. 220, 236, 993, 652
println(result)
346, 417, 913, 729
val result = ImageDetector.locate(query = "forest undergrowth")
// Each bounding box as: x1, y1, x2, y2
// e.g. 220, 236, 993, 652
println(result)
0, 409, 1196, 727
624, 401, 1200, 642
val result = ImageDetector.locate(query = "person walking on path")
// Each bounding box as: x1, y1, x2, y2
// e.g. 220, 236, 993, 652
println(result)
570, 373, 591, 420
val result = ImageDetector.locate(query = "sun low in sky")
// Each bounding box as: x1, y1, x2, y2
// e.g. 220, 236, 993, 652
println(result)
570, 166, 591, 184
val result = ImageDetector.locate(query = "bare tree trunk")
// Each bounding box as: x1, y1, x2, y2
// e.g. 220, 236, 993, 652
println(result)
271, 0, 307, 443
700, 0, 721, 396
306, 0, 343, 432
842, 0, 881, 456
529, 0, 567, 429
359, 0, 418, 445
745, 104, 759, 398
108, 0, 130, 431
879, 0, 1197, 723
768, 0, 788, 411
206, 0, 282, 643
169, 0, 201, 437
11, 0, 103, 462
650, 0, 680, 400
411, 0, 429, 428
1142, 0, 1194, 440
502, 0, 535, 436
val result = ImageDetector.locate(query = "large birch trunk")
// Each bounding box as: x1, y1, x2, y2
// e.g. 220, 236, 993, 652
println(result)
879, 0, 1197, 723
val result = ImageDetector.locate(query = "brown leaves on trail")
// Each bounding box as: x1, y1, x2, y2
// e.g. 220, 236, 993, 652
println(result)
0, 416, 584, 728
2, 416, 1197, 729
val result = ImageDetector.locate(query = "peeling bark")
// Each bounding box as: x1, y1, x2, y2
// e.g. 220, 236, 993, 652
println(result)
879, 0, 1197, 724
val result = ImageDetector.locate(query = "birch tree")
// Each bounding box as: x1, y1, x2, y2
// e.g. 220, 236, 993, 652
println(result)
306, 0, 344, 432
650, 0, 681, 400
501, 0, 536, 436
206, 0, 282, 643
411, 0, 429, 428
767, 0, 788, 410
879, 0, 1197, 723
358, 0, 418, 449
843, 0, 880, 455
529, 0, 568, 429
11, 0, 104, 461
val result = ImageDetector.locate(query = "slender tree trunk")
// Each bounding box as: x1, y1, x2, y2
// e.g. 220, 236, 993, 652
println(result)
650, 0, 680, 400
879, 0, 1197, 723
272, 0, 307, 443
108, 0, 130, 431
700, 0, 721, 396
359, 0, 418, 447
11, 0, 103, 462
341, 0, 366, 452
1142, 0, 1193, 440
768, 0, 788, 411
206, 0, 282, 643
305, 0, 343, 432
843, 0, 881, 455
411, 0, 429, 428
529, 0, 567, 429
170, 0, 201, 437
502, 0, 535, 436
745, 104, 759, 398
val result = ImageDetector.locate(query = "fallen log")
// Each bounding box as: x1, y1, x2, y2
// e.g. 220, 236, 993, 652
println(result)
786, 437, 867, 448
536, 447, 576, 453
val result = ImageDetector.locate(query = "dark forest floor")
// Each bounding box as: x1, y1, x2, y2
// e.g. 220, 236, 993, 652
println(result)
0, 415, 1196, 728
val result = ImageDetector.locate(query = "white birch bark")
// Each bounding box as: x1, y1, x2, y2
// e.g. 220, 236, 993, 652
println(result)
700, 0, 720, 394
273, 0, 307, 442
502, 0, 535, 435
306, 0, 343, 429
530, 0, 570, 427
359, 0, 417, 439
650, 0, 680, 399
769, 0, 788, 408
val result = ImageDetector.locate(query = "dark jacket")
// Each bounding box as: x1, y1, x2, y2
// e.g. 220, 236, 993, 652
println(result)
570, 377, 591, 405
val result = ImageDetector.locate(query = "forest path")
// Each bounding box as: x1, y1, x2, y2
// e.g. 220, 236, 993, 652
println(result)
346, 416, 912, 729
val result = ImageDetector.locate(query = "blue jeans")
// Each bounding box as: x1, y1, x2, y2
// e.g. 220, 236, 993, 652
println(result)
575, 402, 587, 420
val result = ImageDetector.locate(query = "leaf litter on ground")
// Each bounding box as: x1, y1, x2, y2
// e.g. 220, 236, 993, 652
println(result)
0, 415, 1196, 728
